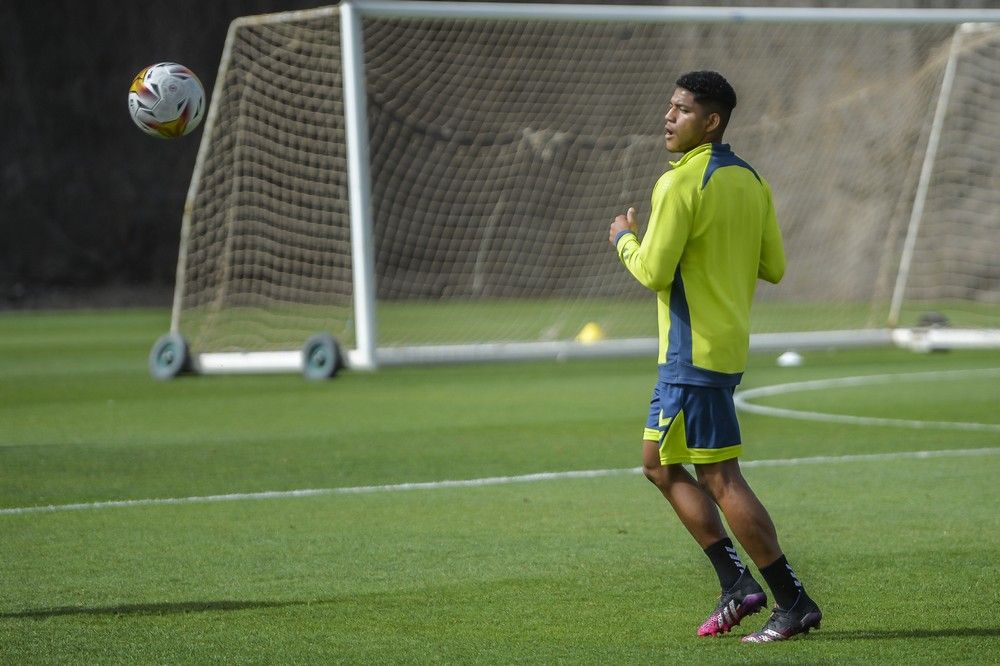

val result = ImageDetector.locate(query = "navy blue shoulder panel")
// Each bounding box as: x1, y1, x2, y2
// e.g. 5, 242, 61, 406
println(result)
701, 143, 760, 190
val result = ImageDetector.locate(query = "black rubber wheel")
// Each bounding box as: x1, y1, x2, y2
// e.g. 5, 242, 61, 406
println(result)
302, 333, 342, 380
149, 332, 191, 380
917, 312, 950, 328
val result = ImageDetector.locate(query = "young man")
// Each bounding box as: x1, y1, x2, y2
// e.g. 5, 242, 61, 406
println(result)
608, 71, 822, 643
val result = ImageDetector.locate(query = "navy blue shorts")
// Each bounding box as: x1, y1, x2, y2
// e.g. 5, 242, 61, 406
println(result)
642, 381, 742, 465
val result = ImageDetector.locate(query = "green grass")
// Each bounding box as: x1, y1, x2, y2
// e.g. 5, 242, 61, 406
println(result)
751, 370, 1000, 424
176, 297, 1000, 350
1, 309, 998, 664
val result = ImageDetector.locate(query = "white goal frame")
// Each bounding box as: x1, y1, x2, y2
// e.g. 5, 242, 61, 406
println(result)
171, 2, 1000, 376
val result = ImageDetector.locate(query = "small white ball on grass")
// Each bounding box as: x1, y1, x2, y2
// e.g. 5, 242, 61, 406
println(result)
776, 351, 803, 367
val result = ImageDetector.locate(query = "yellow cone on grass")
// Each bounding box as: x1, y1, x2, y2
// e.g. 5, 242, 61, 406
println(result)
576, 322, 605, 344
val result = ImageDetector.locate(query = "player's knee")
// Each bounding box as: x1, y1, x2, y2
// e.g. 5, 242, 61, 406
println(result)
641, 441, 665, 486
697, 462, 743, 501
699, 475, 728, 502
642, 463, 663, 486
643, 462, 682, 491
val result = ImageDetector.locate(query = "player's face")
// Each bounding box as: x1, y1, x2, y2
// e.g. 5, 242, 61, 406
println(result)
664, 88, 717, 153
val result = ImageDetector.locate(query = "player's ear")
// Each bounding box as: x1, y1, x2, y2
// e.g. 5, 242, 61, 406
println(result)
704, 111, 721, 136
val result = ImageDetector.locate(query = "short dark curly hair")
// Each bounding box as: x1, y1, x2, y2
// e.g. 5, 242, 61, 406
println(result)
675, 70, 737, 134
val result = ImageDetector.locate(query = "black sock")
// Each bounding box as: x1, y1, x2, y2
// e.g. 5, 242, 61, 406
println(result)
704, 537, 746, 591
760, 554, 806, 609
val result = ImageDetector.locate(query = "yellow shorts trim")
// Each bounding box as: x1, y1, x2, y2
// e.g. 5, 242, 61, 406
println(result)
663, 443, 743, 466
642, 427, 661, 442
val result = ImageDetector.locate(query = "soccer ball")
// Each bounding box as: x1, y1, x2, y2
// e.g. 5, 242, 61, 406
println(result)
776, 351, 804, 367
128, 62, 205, 139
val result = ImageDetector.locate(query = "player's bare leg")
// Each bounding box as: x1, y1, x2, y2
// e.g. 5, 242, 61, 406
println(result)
641, 439, 726, 547
642, 440, 768, 636
695, 458, 822, 641
693, 458, 781, 567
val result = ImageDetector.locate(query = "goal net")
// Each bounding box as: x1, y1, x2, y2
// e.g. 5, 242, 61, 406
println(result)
164, 3, 1000, 374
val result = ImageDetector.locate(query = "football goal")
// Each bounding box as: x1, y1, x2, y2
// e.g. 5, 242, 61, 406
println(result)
150, 2, 1000, 378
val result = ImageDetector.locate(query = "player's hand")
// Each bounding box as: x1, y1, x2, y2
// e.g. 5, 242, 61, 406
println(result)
609, 207, 638, 245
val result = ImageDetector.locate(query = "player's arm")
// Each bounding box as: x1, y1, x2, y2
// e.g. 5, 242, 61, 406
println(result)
757, 181, 786, 284
609, 179, 690, 291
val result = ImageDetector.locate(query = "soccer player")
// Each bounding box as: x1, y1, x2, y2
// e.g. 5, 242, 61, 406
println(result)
608, 71, 822, 643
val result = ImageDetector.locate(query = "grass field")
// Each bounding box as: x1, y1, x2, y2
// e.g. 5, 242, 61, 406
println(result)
176, 298, 1000, 350
1, 309, 998, 664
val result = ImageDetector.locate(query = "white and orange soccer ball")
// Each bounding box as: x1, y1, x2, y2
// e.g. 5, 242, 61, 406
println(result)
128, 62, 205, 139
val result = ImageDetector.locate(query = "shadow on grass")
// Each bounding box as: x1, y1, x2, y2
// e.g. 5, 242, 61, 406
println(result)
816, 628, 1000, 640
0, 599, 320, 619
6, 603, 1000, 644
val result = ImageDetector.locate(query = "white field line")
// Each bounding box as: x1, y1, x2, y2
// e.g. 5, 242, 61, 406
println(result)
734, 368, 1000, 432
1, 447, 997, 517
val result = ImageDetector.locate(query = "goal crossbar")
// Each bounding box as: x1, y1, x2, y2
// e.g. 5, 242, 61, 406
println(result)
354, 2, 1000, 25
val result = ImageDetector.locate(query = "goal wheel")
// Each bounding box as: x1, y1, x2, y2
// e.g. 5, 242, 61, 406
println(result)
917, 312, 951, 328
302, 333, 343, 380
149, 332, 191, 380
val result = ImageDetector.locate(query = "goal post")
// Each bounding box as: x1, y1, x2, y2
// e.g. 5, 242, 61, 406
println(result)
154, 2, 1000, 378
888, 21, 1000, 350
